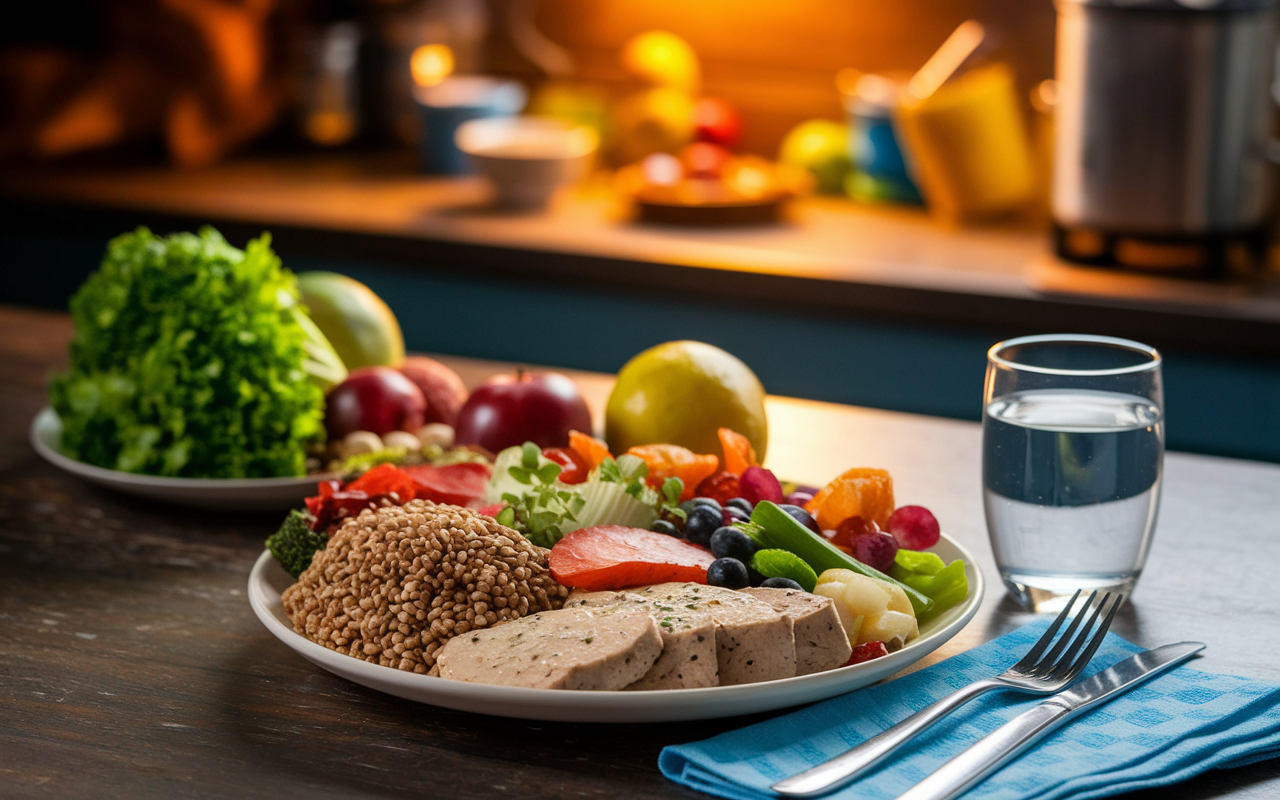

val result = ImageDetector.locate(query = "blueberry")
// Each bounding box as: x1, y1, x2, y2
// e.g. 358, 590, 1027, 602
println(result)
709, 526, 759, 562
651, 519, 681, 537
683, 505, 723, 547
706, 557, 749, 589
760, 577, 804, 591
721, 506, 750, 525
680, 497, 722, 517
778, 503, 820, 534
726, 497, 754, 514
746, 564, 768, 587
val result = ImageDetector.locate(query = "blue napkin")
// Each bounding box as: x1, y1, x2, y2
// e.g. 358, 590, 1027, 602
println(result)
659, 620, 1280, 800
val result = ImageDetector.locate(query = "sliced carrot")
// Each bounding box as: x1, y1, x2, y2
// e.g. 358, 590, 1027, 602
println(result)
805, 467, 895, 531
548, 526, 716, 590
568, 429, 612, 471
626, 443, 719, 501
718, 427, 758, 476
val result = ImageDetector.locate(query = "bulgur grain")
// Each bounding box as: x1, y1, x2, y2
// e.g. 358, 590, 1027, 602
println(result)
281, 500, 568, 674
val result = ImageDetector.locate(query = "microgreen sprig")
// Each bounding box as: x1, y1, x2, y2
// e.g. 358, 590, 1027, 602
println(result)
496, 442, 585, 548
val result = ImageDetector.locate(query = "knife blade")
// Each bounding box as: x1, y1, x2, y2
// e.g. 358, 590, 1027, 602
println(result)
896, 641, 1206, 800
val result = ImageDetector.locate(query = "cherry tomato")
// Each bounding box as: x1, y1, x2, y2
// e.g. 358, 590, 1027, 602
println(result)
542, 446, 591, 484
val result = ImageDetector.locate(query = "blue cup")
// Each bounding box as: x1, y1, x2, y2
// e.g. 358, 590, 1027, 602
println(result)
414, 77, 526, 174
842, 75, 924, 205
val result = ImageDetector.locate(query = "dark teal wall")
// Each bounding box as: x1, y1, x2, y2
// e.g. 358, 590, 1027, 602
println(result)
6, 233, 1279, 463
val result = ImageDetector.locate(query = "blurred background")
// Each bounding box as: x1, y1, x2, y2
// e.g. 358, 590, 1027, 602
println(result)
1, 0, 1277, 462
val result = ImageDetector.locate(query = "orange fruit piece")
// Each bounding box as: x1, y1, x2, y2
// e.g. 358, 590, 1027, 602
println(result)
626, 443, 720, 501
569, 430, 612, 471
805, 468, 895, 531
718, 427, 758, 476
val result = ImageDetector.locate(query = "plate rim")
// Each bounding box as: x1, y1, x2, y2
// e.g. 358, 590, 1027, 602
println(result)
30, 406, 332, 489
248, 532, 985, 722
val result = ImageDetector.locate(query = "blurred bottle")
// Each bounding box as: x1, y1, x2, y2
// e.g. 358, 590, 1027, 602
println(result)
297, 0, 362, 148
366, 0, 490, 147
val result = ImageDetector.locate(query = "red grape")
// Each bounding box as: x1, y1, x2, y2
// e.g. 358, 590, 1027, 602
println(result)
694, 471, 740, 504
851, 529, 899, 573
739, 466, 783, 506
886, 505, 941, 550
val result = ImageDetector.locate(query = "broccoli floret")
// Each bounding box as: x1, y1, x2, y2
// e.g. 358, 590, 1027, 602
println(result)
266, 510, 328, 578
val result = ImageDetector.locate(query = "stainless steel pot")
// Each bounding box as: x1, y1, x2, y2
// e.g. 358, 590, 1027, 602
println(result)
1053, 0, 1280, 273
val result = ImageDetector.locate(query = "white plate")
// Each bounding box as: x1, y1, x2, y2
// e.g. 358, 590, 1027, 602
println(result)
247, 534, 985, 722
30, 408, 332, 512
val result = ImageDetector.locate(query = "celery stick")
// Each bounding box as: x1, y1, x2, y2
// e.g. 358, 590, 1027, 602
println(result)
892, 549, 946, 577
896, 560, 969, 621
750, 501, 934, 617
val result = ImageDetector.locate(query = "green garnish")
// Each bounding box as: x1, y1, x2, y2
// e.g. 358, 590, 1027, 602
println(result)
496, 442, 586, 548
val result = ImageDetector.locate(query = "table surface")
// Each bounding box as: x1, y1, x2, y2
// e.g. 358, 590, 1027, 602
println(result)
2, 305, 1278, 799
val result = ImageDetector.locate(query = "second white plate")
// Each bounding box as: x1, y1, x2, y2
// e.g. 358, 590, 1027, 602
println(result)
31, 408, 331, 512
248, 533, 985, 722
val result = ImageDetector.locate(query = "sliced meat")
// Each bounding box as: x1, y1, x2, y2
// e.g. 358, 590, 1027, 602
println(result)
569, 588, 718, 690
741, 587, 852, 675
622, 583, 795, 686
435, 606, 662, 690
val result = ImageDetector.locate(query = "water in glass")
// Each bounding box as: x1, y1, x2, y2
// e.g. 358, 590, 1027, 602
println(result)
983, 387, 1163, 610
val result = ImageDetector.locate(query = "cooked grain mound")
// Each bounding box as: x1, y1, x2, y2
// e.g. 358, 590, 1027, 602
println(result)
281, 499, 569, 674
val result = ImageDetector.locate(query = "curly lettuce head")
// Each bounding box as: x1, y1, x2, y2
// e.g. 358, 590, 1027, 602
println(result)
49, 227, 339, 478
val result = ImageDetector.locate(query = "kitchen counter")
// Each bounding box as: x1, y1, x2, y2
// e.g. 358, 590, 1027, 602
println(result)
2, 305, 1278, 799
3, 152, 1278, 357
3, 154, 1278, 463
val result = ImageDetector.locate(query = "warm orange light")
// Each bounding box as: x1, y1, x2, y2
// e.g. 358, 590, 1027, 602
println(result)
411, 44, 455, 88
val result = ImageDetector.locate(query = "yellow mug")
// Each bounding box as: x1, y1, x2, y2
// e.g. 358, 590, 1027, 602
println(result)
895, 63, 1035, 222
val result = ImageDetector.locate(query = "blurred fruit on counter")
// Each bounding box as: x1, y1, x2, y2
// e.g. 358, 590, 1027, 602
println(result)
680, 141, 734, 179
605, 340, 767, 465
778, 119, 853, 195
621, 31, 701, 92
693, 97, 742, 149
297, 272, 405, 370
611, 86, 697, 165
528, 80, 612, 144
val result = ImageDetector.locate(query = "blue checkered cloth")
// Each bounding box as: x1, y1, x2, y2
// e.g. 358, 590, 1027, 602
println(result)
659, 620, 1280, 800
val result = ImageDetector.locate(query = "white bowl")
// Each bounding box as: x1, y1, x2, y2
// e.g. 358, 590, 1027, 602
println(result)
455, 116, 598, 209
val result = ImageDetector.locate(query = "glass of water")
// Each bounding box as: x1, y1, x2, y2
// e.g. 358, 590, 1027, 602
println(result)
983, 334, 1163, 612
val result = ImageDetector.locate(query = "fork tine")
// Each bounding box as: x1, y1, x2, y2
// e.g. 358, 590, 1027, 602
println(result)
1012, 589, 1084, 670
1028, 590, 1099, 675
1053, 592, 1125, 682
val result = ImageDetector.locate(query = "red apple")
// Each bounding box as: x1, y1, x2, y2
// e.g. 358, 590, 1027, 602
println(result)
453, 371, 592, 453
694, 96, 742, 149
325, 366, 427, 440
399, 356, 469, 426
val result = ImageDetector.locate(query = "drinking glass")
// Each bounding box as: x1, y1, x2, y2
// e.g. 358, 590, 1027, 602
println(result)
983, 334, 1163, 612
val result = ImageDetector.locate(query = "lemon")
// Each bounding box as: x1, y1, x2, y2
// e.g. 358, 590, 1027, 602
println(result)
297, 272, 404, 371
605, 341, 768, 464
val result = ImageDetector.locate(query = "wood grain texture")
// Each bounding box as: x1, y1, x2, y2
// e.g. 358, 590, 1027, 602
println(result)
1, 306, 1276, 799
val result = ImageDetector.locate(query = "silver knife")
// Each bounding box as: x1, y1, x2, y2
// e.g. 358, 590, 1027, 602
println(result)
895, 641, 1206, 800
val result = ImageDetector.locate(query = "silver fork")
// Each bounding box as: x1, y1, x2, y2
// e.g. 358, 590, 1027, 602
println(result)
772, 590, 1125, 799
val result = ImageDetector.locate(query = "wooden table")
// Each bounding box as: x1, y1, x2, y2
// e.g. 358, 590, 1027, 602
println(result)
2, 305, 1277, 799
